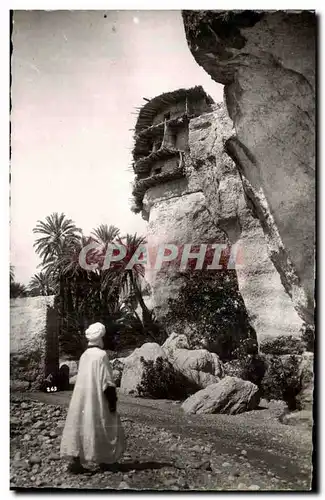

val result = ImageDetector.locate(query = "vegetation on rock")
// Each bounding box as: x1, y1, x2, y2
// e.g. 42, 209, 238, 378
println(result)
300, 324, 315, 352
261, 355, 302, 411
164, 269, 256, 360
260, 335, 305, 356
225, 338, 266, 388
137, 356, 200, 400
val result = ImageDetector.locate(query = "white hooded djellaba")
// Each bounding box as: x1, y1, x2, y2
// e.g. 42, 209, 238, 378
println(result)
60, 323, 125, 464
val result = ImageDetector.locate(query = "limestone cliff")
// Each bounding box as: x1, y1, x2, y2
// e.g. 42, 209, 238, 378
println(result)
188, 103, 304, 341
182, 10, 315, 325
132, 87, 255, 359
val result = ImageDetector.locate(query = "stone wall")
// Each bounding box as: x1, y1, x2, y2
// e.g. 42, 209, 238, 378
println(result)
153, 99, 186, 125
150, 157, 179, 176
182, 10, 315, 326
10, 296, 58, 391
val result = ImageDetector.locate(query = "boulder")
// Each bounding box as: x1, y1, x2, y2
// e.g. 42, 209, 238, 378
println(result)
120, 343, 167, 395
281, 409, 313, 429
10, 380, 30, 392
162, 333, 223, 389
182, 376, 260, 415
162, 332, 190, 352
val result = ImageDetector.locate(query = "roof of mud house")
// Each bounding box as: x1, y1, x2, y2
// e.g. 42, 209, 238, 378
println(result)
133, 85, 214, 135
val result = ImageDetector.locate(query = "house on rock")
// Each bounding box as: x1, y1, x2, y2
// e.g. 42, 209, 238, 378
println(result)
131, 86, 214, 219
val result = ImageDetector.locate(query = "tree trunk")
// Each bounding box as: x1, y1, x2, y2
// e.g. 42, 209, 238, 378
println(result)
128, 271, 161, 342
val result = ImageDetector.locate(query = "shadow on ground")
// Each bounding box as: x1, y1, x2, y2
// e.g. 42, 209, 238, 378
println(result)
101, 460, 172, 473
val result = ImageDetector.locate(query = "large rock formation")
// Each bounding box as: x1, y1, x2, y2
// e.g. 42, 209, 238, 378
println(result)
120, 335, 223, 396
187, 103, 304, 341
10, 296, 58, 390
182, 10, 315, 326
133, 87, 256, 358
140, 96, 306, 345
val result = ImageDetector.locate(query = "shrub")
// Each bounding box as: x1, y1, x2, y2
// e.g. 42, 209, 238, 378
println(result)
261, 355, 302, 410
163, 269, 256, 361
224, 354, 266, 388
240, 355, 267, 387
259, 335, 305, 356
137, 356, 200, 400
301, 324, 315, 352
223, 359, 242, 378
223, 337, 266, 387
233, 337, 258, 358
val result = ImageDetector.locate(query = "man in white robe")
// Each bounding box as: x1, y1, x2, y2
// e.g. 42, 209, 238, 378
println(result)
60, 322, 125, 473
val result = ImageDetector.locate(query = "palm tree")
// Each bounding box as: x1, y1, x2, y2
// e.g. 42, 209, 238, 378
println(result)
10, 266, 29, 298
91, 224, 121, 319
55, 234, 102, 323
10, 281, 28, 298
10, 265, 15, 284
28, 272, 55, 296
33, 212, 82, 265
91, 224, 120, 246
106, 233, 162, 342
33, 213, 82, 347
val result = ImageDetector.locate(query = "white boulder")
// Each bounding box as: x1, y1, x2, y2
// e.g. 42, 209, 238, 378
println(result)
182, 376, 260, 415
120, 343, 167, 396
162, 332, 190, 352
162, 332, 223, 389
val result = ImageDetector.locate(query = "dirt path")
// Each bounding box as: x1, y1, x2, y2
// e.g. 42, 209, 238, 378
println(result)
10, 391, 313, 491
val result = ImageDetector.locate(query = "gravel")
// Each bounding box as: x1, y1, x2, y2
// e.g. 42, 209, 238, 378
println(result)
10, 393, 313, 491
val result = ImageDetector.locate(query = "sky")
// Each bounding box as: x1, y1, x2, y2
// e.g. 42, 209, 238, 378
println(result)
10, 10, 224, 285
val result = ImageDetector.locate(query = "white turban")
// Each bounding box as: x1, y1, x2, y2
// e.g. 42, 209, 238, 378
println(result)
85, 322, 106, 346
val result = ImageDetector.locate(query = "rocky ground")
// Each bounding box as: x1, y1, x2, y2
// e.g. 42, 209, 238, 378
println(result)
10, 391, 313, 491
